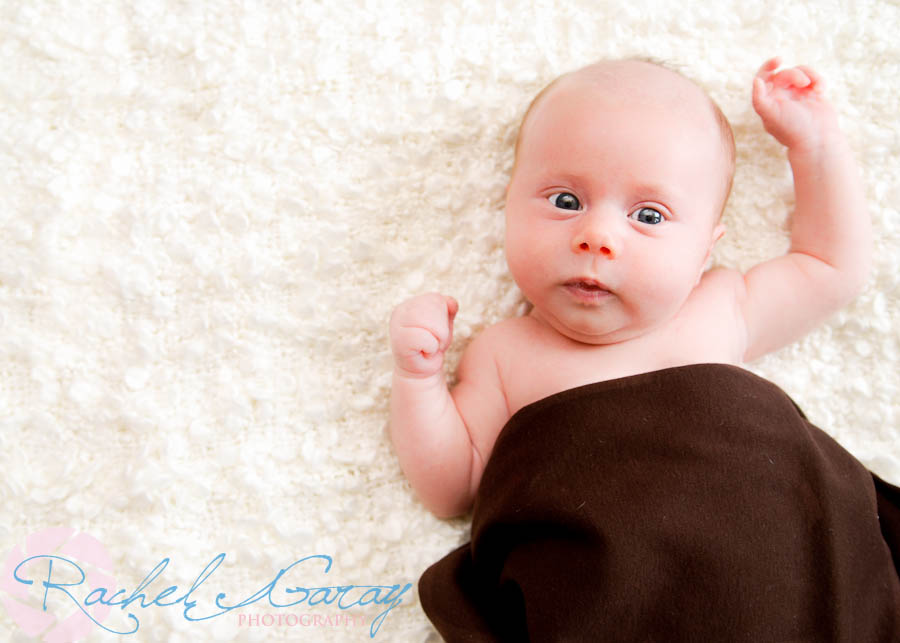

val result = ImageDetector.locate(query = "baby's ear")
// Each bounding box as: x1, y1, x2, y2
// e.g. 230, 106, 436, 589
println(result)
707, 224, 726, 260
711, 223, 726, 245
697, 224, 726, 284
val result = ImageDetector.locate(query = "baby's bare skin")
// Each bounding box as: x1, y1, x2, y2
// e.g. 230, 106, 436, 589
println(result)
390, 58, 870, 518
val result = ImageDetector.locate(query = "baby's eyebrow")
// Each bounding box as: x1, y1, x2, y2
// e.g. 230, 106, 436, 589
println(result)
631, 182, 681, 207
632, 182, 674, 200
536, 168, 582, 183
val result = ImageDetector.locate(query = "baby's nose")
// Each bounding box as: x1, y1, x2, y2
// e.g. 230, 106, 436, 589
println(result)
572, 218, 618, 259
576, 239, 615, 257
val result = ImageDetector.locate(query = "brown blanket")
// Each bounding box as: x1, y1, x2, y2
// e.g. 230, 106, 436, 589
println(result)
419, 364, 900, 642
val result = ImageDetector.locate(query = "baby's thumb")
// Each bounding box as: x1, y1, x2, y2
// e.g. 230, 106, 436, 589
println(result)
438, 296, 458, 352
751, 77, 772, 118
446, 296, 459, 321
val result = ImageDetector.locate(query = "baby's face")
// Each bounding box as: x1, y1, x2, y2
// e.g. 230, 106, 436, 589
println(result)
505, 63, 727, 345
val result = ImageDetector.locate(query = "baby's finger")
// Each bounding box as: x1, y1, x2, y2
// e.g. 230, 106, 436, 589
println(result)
772, 67, 812, 90
436, 297, 457, 352
756, 57, 781, 79
796, 65, 826, 93
394, 325, 440, 356
751, 76, 772, 115
446, 296, 459, 321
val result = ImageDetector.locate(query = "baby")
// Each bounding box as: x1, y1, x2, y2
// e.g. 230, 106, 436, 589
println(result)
390, 58, 899, 640
389, 57, 870, 517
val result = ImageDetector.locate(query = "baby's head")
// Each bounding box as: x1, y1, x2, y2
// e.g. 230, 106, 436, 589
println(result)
513, 59, 736, 220
504, 59, 735, 344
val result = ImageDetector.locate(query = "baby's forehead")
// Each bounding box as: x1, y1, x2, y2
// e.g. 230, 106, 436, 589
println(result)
552, 60, 712, 116
521, 60, 728, 164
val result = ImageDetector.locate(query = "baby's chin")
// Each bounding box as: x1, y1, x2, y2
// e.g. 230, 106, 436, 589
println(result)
530, 306, 645, 346
558, 326, 642, 346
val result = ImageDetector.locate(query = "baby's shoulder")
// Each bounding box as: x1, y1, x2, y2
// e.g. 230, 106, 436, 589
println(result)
469, 314, 545, 351
697, 265, 744, 289
692, 267, 746, 311
456, 314, 546, 374
681, 266, 748, 358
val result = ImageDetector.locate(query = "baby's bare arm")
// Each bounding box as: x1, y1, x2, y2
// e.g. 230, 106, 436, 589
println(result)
389, 294, 507, 518
739, 58, 870, 361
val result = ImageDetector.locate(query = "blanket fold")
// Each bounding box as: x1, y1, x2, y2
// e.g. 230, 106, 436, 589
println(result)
419, 364, 900, 642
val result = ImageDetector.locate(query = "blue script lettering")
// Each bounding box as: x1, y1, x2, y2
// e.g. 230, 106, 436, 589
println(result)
12, 553, 410, 638
13, 556, 138, 635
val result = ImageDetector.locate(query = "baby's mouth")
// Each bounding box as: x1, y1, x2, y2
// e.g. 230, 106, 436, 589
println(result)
572, 282, 606, 291
563, 278, 613, 302
565, 278, 611, 292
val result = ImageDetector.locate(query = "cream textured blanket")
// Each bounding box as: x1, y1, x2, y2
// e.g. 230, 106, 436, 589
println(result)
1, 1, 898, 641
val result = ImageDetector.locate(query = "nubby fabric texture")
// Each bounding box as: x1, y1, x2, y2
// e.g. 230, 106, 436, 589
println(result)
420, 364, 900, 642
3, 2, 899, 640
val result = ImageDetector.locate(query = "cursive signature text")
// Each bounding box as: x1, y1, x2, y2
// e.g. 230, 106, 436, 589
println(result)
13, 553, 411, 638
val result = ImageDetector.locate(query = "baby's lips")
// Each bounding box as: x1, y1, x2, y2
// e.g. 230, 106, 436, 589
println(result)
565, 277, 612, 291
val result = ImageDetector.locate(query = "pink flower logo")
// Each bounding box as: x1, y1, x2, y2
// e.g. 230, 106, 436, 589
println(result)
1, 527, 116, 642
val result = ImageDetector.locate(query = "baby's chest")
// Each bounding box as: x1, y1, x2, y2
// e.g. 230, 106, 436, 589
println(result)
501, 310, 743, 417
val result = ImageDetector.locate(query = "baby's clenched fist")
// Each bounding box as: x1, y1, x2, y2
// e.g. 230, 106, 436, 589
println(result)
390, 293, 459, 378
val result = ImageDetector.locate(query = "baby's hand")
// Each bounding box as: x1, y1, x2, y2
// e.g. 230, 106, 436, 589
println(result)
752, 57, 839, 153
390, 293, 459, 378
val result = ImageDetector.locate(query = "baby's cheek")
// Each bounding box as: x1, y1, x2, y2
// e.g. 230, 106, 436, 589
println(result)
505, 225, 536, 266
506, 242, 549, 295
506, 248, 537, 291
638, 266, 697, 313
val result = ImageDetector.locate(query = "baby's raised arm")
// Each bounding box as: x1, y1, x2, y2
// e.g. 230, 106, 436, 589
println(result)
389, 294, 507, 518
736, 58, 871, 361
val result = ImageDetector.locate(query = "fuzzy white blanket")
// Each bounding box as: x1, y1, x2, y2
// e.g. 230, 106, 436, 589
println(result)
1, 1, 898, 641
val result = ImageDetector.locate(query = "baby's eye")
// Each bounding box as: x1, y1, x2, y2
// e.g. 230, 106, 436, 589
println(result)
548, 192, 582, 211
629, 207, 664, 225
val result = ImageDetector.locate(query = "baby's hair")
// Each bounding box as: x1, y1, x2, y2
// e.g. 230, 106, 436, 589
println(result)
512, 57, 736, 220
